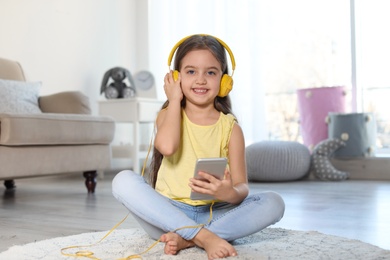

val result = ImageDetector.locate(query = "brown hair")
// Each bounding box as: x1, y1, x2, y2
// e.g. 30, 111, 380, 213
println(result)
148, 35, 235, 187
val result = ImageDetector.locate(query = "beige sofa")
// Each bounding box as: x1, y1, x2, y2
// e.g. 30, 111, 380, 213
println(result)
0, 57, 115, 193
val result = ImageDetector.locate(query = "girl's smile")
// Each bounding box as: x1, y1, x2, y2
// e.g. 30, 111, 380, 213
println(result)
192, 88, 208, 94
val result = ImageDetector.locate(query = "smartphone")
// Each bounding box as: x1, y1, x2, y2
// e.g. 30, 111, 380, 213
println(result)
190, 157, 227, 200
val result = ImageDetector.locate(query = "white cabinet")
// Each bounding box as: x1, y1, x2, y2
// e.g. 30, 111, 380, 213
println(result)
98, 98, 164, 173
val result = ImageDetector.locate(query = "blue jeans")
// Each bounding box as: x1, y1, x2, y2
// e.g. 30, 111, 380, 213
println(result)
112, 170, 285, 241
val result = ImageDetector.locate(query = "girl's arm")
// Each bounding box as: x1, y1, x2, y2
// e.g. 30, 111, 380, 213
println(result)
154, 71, 183, 156
221, 122, 249, 204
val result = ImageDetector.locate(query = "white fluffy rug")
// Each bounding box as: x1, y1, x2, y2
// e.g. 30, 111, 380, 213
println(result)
1, 228, 389, 260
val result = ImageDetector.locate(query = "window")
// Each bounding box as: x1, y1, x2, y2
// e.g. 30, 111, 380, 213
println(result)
261, 1, 351, 142
354, 0, 390, 151
148, 0, 388, 153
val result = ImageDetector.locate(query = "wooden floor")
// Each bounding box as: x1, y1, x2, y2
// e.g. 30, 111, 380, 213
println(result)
1, 172, 390, 253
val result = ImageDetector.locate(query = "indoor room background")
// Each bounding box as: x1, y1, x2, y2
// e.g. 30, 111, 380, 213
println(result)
1, 0, 388, 155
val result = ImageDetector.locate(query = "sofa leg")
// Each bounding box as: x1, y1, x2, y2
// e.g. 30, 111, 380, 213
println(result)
4, 180, 16, 190
83, 171, 97, 193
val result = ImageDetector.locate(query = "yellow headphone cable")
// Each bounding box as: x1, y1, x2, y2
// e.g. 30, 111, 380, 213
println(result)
60, 202, 215, 259
61, 121, 216, 259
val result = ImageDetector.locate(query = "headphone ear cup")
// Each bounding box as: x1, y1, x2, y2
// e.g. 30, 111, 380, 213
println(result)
173, 70, 179, 81
218, 74, 233, 97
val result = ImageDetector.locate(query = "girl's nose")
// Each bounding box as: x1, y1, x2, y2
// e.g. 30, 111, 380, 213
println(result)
196, 74, 206, 84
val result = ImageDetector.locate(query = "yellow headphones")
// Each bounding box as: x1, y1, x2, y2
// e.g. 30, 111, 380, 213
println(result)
167, 34, 236, 97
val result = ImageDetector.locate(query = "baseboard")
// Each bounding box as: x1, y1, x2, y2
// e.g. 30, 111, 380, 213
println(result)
331, 156, 390, 181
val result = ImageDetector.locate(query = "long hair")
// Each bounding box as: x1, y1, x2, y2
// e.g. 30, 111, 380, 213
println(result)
149, 35, 235, 187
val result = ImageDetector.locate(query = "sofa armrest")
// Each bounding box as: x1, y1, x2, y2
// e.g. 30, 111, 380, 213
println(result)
38, 91, 91, 114
0, 113, 115, 146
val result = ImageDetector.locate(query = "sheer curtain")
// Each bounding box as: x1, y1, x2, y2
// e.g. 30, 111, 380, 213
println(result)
354, 0, 390, 151
147, 0, 351, 145
148, 0, 268, 145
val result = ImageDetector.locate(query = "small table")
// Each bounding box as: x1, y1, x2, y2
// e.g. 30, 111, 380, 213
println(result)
98, 98, 164, 173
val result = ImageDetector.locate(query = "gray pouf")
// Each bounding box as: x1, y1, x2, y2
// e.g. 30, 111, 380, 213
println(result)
246, 141, 311, 182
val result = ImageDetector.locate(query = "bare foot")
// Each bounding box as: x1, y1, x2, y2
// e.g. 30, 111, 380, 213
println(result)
160, 232, 195, 255
192, 228, 237, 259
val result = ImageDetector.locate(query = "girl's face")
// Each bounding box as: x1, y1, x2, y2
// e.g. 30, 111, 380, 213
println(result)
179, 49, 223, 105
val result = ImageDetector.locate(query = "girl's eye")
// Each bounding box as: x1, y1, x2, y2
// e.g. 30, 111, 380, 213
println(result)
208, 71, 216, 75
187, 70, 195, 75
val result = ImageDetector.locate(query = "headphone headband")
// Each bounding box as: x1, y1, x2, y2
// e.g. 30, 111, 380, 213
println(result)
167, 34, 236, 74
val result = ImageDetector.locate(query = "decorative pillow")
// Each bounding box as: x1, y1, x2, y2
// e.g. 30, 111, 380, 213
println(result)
311, 138, 349, 181
0, 79, 42, 114
246, 141, 311, 182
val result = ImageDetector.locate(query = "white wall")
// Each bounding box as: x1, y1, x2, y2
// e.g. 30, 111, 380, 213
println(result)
0, 0, 149, 114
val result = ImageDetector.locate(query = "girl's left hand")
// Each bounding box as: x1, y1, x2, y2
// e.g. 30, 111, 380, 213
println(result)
189, 169, 234, 202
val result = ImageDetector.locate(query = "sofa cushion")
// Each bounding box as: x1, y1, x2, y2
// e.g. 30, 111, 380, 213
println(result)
39, 91, 91, 114
0, 113, 115, 146
0, 79, 42, 114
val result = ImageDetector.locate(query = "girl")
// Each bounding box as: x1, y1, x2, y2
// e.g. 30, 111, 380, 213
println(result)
112, 34, 285, 259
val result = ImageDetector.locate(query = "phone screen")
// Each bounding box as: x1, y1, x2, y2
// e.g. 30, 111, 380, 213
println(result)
190, 157, 227, 200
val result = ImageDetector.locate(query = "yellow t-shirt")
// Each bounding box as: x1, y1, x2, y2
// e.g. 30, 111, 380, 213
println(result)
155, 110, 236, 206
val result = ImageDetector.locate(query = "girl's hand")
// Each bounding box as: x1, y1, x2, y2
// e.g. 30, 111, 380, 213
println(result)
189, 169, 236, 202
164, 70, 183, 102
